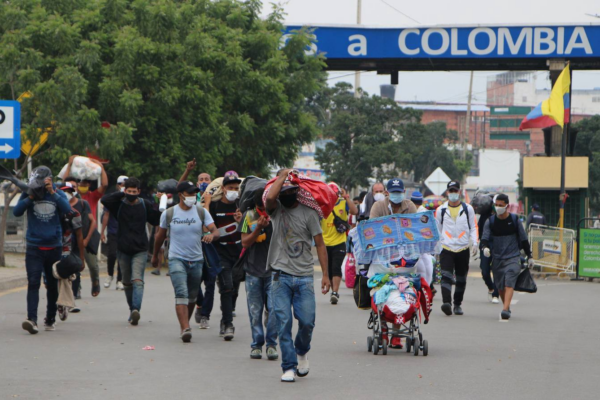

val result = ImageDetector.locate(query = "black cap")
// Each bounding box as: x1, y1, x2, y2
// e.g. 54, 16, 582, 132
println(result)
222, 175, 242, 186
176, 181, 200, 194
447, 181, 460, 191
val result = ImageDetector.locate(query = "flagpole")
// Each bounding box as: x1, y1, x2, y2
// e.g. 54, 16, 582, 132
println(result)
558, 63, 572, 230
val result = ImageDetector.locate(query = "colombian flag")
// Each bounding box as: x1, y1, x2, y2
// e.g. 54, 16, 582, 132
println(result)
519, 64, 570, 130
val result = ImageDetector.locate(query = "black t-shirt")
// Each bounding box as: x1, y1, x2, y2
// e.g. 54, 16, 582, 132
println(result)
238, 209, 272, 278
72, 199, 92, 237
210, 201, 242, 264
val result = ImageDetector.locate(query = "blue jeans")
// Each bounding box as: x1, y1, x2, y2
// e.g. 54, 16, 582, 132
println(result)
480, 250, 499, 297
169, 258, 203, 305
271, 272, 316, 372
246, 273, 278, 349
25, 246, 62, 323
117, 251, 147, 312
196, 263, 216, 318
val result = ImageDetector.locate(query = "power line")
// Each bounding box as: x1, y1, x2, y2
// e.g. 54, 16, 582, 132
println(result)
378, 0, 421, 24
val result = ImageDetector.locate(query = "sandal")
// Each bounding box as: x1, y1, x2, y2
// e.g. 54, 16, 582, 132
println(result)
92, 280, 101, 297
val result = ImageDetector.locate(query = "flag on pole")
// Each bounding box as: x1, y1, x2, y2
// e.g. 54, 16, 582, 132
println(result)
519, 64, 570, 130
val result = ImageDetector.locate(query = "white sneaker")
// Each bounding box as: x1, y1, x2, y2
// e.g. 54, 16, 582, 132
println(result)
297, 354, 309, 377
104, 276, 114, 288
116, 281, 124, 290
281, 370, 295, 382
487, 291, 493, 302
492, 297, 500, 304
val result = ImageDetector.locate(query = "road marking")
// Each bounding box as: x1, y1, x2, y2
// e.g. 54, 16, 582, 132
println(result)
0, 285, 27, 298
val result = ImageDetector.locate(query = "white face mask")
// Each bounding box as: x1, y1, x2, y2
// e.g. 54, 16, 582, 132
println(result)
495, 205, 507, 215
448, 193, 460, 202
167, 198, 174, 205
373, 193, 385, 202
120, 186, 125, 193
183, 196, 197, 207
65, 192, 74, 200
225, 191, 239, 202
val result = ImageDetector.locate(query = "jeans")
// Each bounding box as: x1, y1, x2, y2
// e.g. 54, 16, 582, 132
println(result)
106, 234, 122, 281
440, 249, 471, 306
118, 251, 147, 312
246, 273, 278, 349
217, 264, 234, 325
196, 263, 216, 318
271, 272, 316, 372
84, 249, 99, 286
25, 246, 62, 323
480, 250, 499, 297
169, 258, 203, 305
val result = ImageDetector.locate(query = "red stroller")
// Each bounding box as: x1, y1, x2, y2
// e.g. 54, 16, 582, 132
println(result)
367, 277, 433, 356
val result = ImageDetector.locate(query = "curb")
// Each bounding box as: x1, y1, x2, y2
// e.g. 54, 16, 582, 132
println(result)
0, 264, 109, 293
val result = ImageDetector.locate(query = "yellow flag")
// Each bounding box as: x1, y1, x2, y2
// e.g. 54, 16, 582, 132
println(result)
540, 64, 570, 128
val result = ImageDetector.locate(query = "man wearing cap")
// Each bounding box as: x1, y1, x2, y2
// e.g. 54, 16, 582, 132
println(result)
210, 174, 243, 340
152, 181, 220, 342
411, 191, 427, 213
14, 166, 72, 334
526, 204, 546, 230
101, 176, 128, 290
369, 178, 417, 219
435, 181, 478, 316
265, 169, 330, 383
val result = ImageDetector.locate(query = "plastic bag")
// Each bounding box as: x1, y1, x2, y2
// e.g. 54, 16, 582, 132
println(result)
239, 176, 267, 211
157, 179, 178, 194
58, 156, 101, 181
206, 177, 224, 202
345, 253, 356, 288
471, 193, 493, 215
515, 268, 537, 293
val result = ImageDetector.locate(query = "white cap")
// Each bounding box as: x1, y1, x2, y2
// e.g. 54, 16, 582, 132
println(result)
117, 175, 128, 184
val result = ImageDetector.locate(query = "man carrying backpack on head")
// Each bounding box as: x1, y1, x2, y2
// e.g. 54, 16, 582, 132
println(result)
435, 181, 478, 316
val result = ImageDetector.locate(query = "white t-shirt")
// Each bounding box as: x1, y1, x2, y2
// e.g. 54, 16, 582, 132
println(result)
159, 205, 214, 262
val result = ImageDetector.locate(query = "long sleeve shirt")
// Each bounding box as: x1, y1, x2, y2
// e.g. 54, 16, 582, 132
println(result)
481, 213, 532, 260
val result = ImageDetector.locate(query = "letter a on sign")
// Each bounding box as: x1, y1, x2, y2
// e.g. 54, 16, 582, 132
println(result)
348, 35, 367, 56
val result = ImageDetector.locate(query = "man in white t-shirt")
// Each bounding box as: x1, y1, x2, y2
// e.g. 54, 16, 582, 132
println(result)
152, 181, 220, 343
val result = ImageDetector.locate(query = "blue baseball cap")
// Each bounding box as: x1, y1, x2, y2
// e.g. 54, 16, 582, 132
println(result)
386, 178, 405, 193
411, 191, 423, 202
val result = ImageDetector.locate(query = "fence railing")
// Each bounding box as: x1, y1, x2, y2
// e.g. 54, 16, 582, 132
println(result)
528, 223, 576, 277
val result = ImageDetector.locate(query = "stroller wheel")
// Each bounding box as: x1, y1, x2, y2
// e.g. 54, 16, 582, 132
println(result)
413, 339, 420, 356
373, 338, 379, 355
406, 338, 412, 353
382, 340, 388, 355
422, 340, 429, 356
367, 336, 373, 352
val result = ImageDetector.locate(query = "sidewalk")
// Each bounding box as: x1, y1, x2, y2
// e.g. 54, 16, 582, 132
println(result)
0, 252, 109, 292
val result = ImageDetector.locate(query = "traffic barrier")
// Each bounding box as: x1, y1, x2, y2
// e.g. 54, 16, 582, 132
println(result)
528, 224, 575, 277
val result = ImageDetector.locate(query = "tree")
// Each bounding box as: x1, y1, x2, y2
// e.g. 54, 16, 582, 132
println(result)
573, 115, 600, 211
0, 0, 325, 265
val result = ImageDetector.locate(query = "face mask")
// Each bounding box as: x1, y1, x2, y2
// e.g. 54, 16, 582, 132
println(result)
65, 192, 74, 201
448, 193, 460, 202
78, 186, 89, 194
183, 196, 196, 207
198, 182, 209, 192
279, 193, 297, 208
374, 193, 385, 202
167, 198, 174, 205
120, 186, 125, 193
225, 191, 239, 202
125, 193, 138, 203
389, 192, 405, 204
495, 206, 507, 215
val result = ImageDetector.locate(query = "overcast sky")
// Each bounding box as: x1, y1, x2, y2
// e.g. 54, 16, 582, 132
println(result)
261, 0, 600, 103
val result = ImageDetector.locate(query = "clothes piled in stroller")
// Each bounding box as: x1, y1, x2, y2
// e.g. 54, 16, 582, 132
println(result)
366, 259, 433, 356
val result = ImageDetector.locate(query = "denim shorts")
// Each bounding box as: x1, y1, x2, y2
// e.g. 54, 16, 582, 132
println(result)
168, 258, 203, 305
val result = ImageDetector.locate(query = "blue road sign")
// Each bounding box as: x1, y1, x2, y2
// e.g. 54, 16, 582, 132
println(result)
0, 100, 21, 159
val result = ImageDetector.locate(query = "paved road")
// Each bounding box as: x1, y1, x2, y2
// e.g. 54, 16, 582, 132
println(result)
0, 267, 598, 400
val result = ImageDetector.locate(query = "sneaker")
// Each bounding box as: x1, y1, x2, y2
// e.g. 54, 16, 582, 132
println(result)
281, 369, 295, 383
501, 310, 511, 320
195, 307, 202, 324
58, 306, 68, 321
441, 303, 452, 316
71, 306, 81, 313
224, 324, 235, 341
297, 354, 309, 377
330, 292, 339, 305
232, 310, 236, 318
488, 291, 494, 302
130, 310, 140, 326
44, 318, 56, 331
181, 328, 192, 343
453, 306, 464, 315
22, 320, 38, 335
104, 276, 114, 288
492, 297, 500, 304
199, 316, 210, 329
250, 348, 262, 359
116, 281, 124, 290
267, 346, 279, 361
151, 269, 160, 276
219, 321, 225, 337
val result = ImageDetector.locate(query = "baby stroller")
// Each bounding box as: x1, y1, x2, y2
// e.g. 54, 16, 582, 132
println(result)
367, 276, 433, 356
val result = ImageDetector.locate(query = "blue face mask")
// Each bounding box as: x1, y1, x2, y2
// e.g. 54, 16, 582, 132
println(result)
448, 193, 460, 202
198, 182, 209, 193
389, 192, 405, 204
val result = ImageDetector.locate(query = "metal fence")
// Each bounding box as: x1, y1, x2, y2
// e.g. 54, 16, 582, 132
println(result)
528, 223, 576, 277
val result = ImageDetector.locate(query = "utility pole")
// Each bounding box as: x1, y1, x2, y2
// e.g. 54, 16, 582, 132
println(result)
463, 71, 474, 161
354, 0, 362, 98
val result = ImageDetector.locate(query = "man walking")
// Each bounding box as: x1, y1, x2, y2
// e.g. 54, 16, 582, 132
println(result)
101, 177, 161, 325
526, 204, 546, 230
478, 200, 499, 304
359, 182, 386, 220
481, 194, 534, 320
265, 169, 330, 383
152, 181, 220, 342
14, 166, 72, 334
321, 182, 358, 304
100, 175, 127, 290
435, 181, 478, 316
240, 188, 278, 360
370, 178, 417, 218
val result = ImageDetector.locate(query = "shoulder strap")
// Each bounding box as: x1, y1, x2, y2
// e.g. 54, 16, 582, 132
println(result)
166, 206, 175, 227
195, 204, 205, 224
461, 202, 471, 230
490, 215, 496, 231
440, 205, 446, 226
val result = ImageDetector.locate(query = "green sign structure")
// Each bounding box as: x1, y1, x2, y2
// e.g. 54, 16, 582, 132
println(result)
578, 229, 600, 278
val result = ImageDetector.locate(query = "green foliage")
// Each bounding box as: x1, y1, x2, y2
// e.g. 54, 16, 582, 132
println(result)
315, 83, 466, 189
573, 116, 600, 211
0, 0, 325, 187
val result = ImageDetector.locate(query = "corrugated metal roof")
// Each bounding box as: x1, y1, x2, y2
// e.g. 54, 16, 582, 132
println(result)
400, 104, 490, 112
